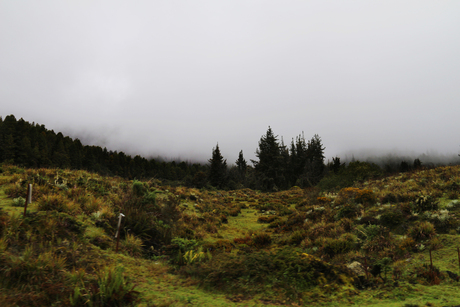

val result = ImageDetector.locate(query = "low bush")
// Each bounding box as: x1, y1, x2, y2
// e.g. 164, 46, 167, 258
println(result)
182, 246, 355, 300
12, 197, 26, 207
379, 209, 405, 228
317, 233, 357, 259
407, 221, 436, 241
413, 195, 438, 213
252, 232, 272, 247
335, 204, 359, 220
257, 215, 277, 223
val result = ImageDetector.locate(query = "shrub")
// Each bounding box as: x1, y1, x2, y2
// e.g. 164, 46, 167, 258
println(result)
132, 180, 147, 197
379, 209, 405, 228
413, 264, 442, 285
252, 232, 272, 247
336, 188, 362, 205
288, 230, 307, 245
257, 215, 277, 223
182, 246, 355, 300
318, 161, 382, 191
318, 233, 357, 258
355, 189, 377, 206
381, 193, 397, 204
122, 234, 144, 257
37, 194, 81, 214
336, 187, 376, 207
355, 224, 384, 242
335, 204, 358, 220
398, 236, 417, 253
407, 221, 436, 241
87, 266, 139, 306
12, 197, 26, 207
413, 195, 438, 213
85, 226, 112, 249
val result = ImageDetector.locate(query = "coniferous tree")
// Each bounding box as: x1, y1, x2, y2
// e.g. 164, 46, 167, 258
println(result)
235, 150, 248, 186
252, 127, 283, 191
208, 144, 227, 188
330, 156, 343, 174
289, 133, 309, 186
303, 134, 326, 186
236, 150, 247, 176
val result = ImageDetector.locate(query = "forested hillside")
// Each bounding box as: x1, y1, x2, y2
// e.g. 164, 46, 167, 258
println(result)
1, 114, 454, 193
0, 115, 329, 191
0, 115, 207, 182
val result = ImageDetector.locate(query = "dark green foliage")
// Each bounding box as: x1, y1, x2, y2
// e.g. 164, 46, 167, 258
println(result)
132, 180, 147, 197
371, 257, 392, 283
167, 238, 199, 266
400, 161, 410, 172
0, 114, 210, 184
208, 144, 227, 188
252, 232, 272, 247
379, 209, 405, 228
77, 266, 140, 306
183, 246, 354, 300
413, 158, 422, 169
0, 114, 333, 191
114, 186, 178, 250
319, 234, 356, 258
318, 161, 382, 191
335, 204, 359, 220
252, 127, 286, 191
412, 195, 438, 213
407, 221, 436, 241
300, 134, 326, 186
235, 150, 247, 177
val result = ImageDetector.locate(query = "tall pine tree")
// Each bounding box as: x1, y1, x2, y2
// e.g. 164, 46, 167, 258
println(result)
208, 144, 227, 188
252, 127, 284, 191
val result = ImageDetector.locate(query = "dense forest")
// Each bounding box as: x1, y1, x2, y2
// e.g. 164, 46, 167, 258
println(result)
0, 114, 449, 191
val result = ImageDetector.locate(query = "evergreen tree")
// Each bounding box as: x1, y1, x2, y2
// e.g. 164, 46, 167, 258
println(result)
413, 158, 422, 169
289, 133, 309, 186
236, 150, 247, 176
252, 127, 284, 191
303, 134, 326, 186
330, 156, 343, 174
208, 144, 227, 188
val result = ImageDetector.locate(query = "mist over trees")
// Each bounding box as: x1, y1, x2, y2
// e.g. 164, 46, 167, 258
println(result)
0, 115, 207, 182
1, 114, 459, 191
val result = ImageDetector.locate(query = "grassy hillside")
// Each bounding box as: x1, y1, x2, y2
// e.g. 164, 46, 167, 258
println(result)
1, 164, 460, 306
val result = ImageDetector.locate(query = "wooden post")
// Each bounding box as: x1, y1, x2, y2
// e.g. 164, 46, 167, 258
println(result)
429, 249, 434, 284
364, 257, 369, 281
23, 184, 32, 218
457, 247, 460, 276
115, 213, 125, 252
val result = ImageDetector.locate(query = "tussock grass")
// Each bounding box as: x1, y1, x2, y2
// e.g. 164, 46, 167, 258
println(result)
2, 164, 460, 306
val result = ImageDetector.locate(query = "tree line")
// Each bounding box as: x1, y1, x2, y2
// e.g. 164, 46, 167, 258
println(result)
0, 115, 207, 183
0, 115, 434, 191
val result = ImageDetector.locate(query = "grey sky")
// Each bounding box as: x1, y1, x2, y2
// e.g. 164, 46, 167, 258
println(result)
1, 1, 460, 164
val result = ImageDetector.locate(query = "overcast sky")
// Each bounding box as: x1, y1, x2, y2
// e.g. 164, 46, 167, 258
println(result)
1, 1, 460, 164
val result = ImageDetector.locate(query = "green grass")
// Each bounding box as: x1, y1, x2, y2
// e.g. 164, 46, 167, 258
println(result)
212, 207, 267, 242
3, 165, 460, 306
0, 183, 22, 215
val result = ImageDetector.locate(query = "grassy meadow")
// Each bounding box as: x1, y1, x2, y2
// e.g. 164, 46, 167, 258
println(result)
1, 164, 460, 306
